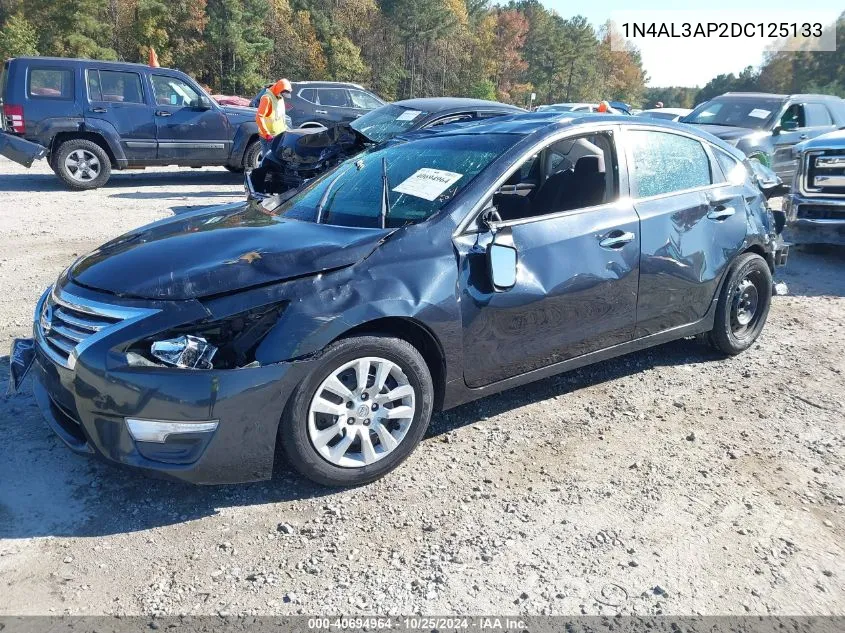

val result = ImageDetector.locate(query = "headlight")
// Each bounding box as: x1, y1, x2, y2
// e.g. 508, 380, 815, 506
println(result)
126, 303, 286, 370
151, 335, 217, 369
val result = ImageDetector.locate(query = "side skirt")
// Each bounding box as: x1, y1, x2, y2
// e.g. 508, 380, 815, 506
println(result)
442, 316, 714, 410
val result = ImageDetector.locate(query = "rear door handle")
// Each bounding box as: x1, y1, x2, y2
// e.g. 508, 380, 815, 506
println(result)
90, 107, 107, 113
315, 109, 328, 115
599, 230, 636, 249
155, 110, 173, 117
707, 206, 736, 220
799, 134, 808, 140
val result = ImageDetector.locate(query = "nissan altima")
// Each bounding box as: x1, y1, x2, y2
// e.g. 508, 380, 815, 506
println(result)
11, 112, 788, 487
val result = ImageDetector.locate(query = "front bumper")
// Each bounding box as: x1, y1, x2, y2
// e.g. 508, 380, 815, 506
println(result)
29, 284, 313, 485
783, 193, 845, 246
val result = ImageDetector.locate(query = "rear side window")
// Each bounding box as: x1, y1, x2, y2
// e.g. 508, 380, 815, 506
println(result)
87, 70, 144, 104
805, 103, 833, 127
298, 88, 316, 103
29, 68, 74, 99
713, 148, 747, 185
318, 88, 349, 107
629, 130, 711, 198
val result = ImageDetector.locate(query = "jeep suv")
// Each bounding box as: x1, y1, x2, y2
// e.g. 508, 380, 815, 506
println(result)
0, 57, 265, 189
682, 92, 845, 183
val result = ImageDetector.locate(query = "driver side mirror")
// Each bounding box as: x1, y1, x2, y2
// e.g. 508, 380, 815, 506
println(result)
196, 96, 213, 110
780, 119, 798, 132
482, 210, 517, 292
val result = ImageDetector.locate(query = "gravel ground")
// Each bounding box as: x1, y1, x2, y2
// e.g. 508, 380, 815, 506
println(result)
0, 158, 842, 617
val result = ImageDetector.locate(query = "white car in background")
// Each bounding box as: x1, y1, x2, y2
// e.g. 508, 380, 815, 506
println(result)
536, 102, 626, 114
637, 107, 693, 122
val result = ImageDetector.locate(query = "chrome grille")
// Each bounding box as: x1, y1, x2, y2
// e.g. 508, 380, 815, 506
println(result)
35, 286, 159, 369
806, 150, 845, 196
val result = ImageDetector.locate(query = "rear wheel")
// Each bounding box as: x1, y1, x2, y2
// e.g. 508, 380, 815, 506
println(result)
279, 335, 434, 487
707, 252, 772, 355
54, 139, 111, 190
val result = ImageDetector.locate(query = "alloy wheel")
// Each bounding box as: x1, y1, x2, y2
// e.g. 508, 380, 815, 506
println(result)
307, 356, 415, 468
64, 150, 101, 182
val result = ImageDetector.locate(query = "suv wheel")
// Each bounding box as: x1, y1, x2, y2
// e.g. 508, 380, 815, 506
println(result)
54, 139, 111, 190
225, 140, 262, 173
707, 252, 772, 355
279, 335, 434, 487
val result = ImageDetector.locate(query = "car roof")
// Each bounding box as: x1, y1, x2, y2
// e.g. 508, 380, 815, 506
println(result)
399, 111, 745, 156
720, 92, 843, 101
10, 56, 169, 72
293, 81, 366, 89
394, 97, 525, 112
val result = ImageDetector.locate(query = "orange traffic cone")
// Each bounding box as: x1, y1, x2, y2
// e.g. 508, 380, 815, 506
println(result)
148, 47, 160, 68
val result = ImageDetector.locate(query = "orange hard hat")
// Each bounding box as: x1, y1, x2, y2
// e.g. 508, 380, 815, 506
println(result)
271, 79, 292, 96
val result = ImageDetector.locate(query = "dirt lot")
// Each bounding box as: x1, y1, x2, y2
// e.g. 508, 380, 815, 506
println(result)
0, 158, 842, 617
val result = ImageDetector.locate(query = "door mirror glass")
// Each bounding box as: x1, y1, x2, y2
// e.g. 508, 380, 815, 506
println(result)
488, 242, 517, 291
781, 119, 798, 132
197, 96, 213, 109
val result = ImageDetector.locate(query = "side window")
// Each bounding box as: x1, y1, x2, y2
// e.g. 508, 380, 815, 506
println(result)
780, 104, 805, 130
629, 130, 711, 198
713, 148, 747, 185
428, 114, 473, 127
317, 88, 349, 107
29, 68, 73, 99
298, 88, 316, 103
151, 75, 200, 107
494, 132, 617, 222
88, 70, 144, 104
805, 103, 833, 127
349, 89, 382, 109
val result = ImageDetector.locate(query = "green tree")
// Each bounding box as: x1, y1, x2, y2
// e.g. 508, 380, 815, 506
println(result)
0, 12, 38, 59
203, 0, 271, 94
31, 0, 116, 59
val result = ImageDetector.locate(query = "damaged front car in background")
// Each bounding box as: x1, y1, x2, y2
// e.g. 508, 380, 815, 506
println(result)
12, 113, 787, 487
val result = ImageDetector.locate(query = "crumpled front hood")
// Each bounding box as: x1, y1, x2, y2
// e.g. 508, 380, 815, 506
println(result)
69, 201, 391, 300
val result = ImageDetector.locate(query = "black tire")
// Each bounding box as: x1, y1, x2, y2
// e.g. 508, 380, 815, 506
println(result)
279, 335, 434, 487
708, 252, 772, 355
243, 140, 263, 171
53, 139, 111, 190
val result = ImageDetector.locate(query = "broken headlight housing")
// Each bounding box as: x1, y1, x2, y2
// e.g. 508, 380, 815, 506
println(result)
127, 303, 286, 370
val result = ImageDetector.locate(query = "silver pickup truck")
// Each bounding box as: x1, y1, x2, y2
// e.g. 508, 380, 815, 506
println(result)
785, 130, 845, 245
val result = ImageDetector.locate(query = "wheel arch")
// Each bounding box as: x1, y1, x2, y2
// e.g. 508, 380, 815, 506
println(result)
333, 316, 447, 413
51, 131, 117, 168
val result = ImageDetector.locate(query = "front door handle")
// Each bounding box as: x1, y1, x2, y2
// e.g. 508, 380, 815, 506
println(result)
155, 110, 173, 117
799, 134, 808, 140
599, 230, 635, 249
90, 107, 107, 113
707, 206, 736, 221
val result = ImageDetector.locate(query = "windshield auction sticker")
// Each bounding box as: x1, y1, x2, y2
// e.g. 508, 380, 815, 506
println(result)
396, 110, 423, 121
393, 168, 463, 201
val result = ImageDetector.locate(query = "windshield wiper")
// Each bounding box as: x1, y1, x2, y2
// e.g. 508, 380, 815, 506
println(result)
315, 168, 348, 224
379, 156, 391, 229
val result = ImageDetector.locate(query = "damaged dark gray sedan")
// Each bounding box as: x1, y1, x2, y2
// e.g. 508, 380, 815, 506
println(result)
12, 113, 788, 486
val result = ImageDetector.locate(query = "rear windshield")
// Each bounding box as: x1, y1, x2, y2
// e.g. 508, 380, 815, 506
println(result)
351, 104, 432, 143
274, 133, 517, 228
682, 97, 784, 129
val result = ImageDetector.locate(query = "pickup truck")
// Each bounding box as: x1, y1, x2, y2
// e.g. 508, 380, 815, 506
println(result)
0, 56, 266, 189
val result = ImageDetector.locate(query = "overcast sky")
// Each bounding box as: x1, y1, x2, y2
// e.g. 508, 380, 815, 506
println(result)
542, 0, 842, 87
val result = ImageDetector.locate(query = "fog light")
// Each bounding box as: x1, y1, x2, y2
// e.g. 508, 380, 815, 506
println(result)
151, 335, 217, 369
126, 418, 219, 443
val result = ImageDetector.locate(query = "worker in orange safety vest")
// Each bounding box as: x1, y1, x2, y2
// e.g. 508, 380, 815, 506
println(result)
256, 79, 292, 145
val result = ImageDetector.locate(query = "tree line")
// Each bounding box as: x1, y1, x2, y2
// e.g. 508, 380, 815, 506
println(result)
644, 13, 844, 109
0, 0, 646, 106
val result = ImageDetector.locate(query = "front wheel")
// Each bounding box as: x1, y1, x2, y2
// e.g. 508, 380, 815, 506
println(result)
707, 252, 772, 355
279, 336, 434, 487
